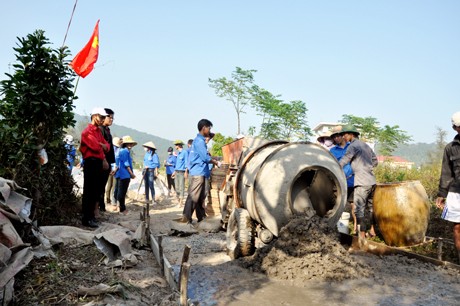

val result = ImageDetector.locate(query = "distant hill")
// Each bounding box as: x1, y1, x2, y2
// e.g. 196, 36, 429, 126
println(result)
376, 142, 436, 166
72, 113, 436, 168
73, 113, 173, 166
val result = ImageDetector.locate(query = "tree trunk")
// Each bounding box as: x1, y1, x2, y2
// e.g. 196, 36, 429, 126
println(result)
237, 112, 241, 135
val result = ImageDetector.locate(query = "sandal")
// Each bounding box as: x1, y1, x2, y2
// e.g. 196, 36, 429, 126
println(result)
365, 232, 376, 238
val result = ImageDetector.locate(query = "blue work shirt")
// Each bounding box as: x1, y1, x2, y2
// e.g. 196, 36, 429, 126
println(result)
116, 148, 133, 179
330, 142, 354, 188
185, 146, 192, 170
144, 151, 160, 169
65, 143, 76, 171
113, 146, 120, 170
175, 149, 188, 171
189, 134, 211, 177
165, 154, 177, 175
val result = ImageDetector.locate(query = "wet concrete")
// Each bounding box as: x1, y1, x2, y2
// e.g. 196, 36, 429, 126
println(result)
168, 215, 460, 306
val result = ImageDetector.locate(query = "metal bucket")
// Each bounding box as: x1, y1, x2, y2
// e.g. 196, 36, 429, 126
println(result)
373, 180, 430, 246
234, 141, 347, 236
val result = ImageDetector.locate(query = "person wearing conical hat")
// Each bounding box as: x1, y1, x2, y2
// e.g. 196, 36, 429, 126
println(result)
115, 135, 137, 214
339, 124, 378, 239
330, 125, 357, 233
173, 140, 188, 205
142, 141, 160, 204
317, 130, 334, 150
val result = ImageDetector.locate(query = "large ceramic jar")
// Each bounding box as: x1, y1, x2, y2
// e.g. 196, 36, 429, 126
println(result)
373, 180, 430, 246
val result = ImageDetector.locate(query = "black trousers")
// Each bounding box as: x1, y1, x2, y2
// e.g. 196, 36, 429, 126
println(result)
166, 174, 176, 191
117, 178, 131, 212
82, 158, 104, 222
183, 176, 206, 222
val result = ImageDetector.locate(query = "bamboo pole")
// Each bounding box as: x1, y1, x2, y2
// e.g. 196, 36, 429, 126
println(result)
178, 245, 191, 291
179, 262, 191, 306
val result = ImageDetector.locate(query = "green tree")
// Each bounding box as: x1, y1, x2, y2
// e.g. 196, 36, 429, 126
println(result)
252, 87, 312, 140
252, 87, 282, 139
0, 30, 78, 224
377, 125, 412, 156
210, 132, 234, 157
341, 114, 411, 156
276, 100, 311, 140
209, 67, 257, 135
340, 114, 380, 142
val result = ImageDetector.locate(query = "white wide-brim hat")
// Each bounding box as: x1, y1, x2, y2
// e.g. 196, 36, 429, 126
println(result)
143, 141, 156, 149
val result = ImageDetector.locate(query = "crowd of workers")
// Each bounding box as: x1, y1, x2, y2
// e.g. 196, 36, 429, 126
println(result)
317, 112, 460, 262
68, 107, 220, 229
317, 124, 378, 239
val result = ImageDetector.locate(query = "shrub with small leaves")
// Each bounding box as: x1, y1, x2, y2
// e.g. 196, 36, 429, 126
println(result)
0, 30, 79, 225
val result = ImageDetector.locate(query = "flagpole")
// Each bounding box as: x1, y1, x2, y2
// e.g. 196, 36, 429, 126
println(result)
64, 0, 79, 103
62, 0, 79, 47
70, 76, 80, 104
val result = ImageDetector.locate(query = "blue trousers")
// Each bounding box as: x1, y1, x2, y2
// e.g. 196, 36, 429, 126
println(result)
117, 178, 130, 212
144, 170, 155, 201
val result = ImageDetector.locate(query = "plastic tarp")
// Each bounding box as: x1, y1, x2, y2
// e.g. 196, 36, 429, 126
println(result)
0, 177, 32, 222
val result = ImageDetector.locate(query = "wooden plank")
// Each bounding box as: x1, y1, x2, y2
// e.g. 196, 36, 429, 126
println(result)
348, 234, 460, 271
149, 234, 177, 290
163, 256, 177, 291
158, 236, 164, 274
150, 234, 160, 264
178, 245, 191, 291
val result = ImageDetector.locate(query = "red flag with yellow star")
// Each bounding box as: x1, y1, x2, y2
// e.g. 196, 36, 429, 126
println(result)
70, 20, 100, 78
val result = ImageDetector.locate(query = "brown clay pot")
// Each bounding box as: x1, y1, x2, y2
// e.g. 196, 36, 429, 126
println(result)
373, 180, 430, 247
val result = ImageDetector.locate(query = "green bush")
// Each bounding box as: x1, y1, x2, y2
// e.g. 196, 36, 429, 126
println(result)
375, 162, 441, 200
0, 30, 79, 226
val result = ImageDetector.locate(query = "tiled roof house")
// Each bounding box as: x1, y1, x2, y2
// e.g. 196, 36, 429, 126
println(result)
377, 155, 414, 169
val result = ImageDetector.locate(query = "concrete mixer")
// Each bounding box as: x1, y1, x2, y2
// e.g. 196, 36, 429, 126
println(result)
216, 137, 347, 259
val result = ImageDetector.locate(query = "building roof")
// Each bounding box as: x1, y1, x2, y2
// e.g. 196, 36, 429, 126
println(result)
312, 122, 340, 132
377, 155, 413, 164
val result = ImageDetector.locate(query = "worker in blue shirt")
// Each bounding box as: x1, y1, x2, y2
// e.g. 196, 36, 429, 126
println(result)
184, 138, 194, 183
330, 125, 356, 233
115, 136, 137, 215
173, 140, 188, 205
178, 119, 220, 224
142, 141, 160, 204
64, 135, 76, 173
164, 146, 177, 197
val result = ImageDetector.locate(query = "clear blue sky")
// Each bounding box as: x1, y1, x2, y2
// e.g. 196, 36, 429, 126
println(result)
1, 1, 459, 144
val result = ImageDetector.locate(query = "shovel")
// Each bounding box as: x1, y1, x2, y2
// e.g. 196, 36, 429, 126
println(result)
129, 169, 147, 204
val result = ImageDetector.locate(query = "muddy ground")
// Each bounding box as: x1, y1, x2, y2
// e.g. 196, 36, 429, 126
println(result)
13, 173, 460, 305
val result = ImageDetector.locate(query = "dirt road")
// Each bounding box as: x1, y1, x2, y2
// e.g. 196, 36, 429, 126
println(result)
142, 195, 460, 306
